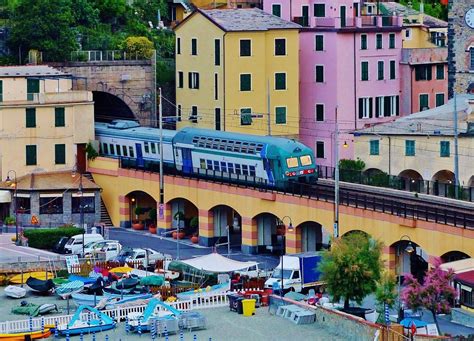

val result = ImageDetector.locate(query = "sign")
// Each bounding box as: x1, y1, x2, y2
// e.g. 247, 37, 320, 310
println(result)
159, 203, 164, 220
426, 324, 439, 336
65, 255, 80, 274
31, 215, 39, 225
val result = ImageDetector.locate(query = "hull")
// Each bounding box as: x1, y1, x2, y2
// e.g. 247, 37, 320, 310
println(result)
55, 280, 84, 299
59, 323, 115, 336
10, 272, 54, 285
0, 329, 51, 340
4, 286, 27, 299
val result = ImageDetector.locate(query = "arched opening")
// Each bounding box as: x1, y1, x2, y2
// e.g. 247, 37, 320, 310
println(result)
253, 213, 282, 254
441, 251, 470, 264
126, 190, 157, 229
390, 239, 428, 285
209, 205, 241, 252
364, 168, 384, 177
431, 170, 456, 197
398, 169, 424, 192
93, 91, 135, 122
297, 221, 323, 252
167, 198, 199, 237
468, 175, 474, 188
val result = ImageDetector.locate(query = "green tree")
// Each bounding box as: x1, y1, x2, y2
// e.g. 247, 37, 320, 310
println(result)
319, 232, 383, 309
122, 36, 154, 59
339, 158, 365, 183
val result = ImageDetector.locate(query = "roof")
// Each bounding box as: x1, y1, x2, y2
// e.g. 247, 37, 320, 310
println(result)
181, 253, 258, 272
380, 2, 447, 28
0, 65, 68, 78
95, 121, 177, 142
455, 270, 474, 287
195, 8, 301, 32
440, 258, 474, 274
0, 171, 100, 191
356, 94, 474, 136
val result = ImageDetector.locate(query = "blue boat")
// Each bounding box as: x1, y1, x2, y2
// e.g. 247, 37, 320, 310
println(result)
127, 298, 182, 332
55, 280, 84, 299
68, 275, 97, 285
57, 305, 115, 335
71, 292, 152, 307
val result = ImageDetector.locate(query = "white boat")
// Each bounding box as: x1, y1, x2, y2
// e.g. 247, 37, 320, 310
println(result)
4, 285, 27, 299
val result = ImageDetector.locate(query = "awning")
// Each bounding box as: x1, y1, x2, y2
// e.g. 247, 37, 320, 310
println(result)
0, 190, 12, 203
181, 253, 258, 273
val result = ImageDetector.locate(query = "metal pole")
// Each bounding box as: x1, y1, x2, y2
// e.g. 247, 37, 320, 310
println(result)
80, 174, 84, 257
227, 226, 230, 256
159, 88, 164, 205
14, 175, 18, 245
280, 251, 284, 297
267, 79, 271, 136
453, 92, 459, 198
334, 106, 340, 239
397, 244, 401, 322
388, 136, 391, 176
176, 216, 180, 260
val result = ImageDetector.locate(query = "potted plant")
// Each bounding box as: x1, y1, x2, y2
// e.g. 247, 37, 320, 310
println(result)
4, 216, 16, 226
148, 208, 157, 234
132, 206, 144, 230
191, 233, 199, 244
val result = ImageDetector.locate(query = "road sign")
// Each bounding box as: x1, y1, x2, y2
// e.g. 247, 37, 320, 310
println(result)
159, 204, 164, 220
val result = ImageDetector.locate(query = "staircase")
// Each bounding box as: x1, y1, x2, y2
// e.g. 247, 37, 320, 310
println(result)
83, 172, 114, 227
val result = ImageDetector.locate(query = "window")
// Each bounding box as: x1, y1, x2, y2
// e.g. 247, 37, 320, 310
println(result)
177, 71, 183, 88
275, 73, 286, 90
286, 157, 298, 168
435, 93, 445, 107
191, 38, 197, 55
221, 162, 227, 173
361, 61, 369, 81
188, 72, 199, 89
26, 108, 36, 128
150, 143, 156, 154
405, 28, 412, 39
242, 165, 249, 175
214, 73, 218, 100
214, 39, 221, 66
177, 104, 182, 122
26, 145, 37, 165
235, 164, 242, 175
215, 108, 221, 130
190, 106, 198, 123
370, 140, 379, 155
358, 97, 373, 119
300, 155, 312, 166
377, 61, 384, 80
228, 163, 234, 173
0, 80, 3, 102
16, 197, 30, 213
415, 65, 432, 81
240, 108, 252, 125
405, 140, 415, 156
376, 34, 383, 49
419, 94, 429, 111
440, 141, 450, 157
390, 60, 396, 80
376, 95, 399, 117
116, 145, 121, 156
129, 146, 134, 158
275, 106, 286, 124
275, 39, 286, 55
102, 143, 108, 154
389, 33, 395, 49
55, 107, 65, 127
55, 144, 66, 164
27, 79, 39, 101
272, 4, 281, 17
109, 144, 115, 155
240, 74, 251, 91
436, 64, 444, 80
360, 34, 367, 50
315, 104, 324, 122
39, 196, 63, 214
176, 37, 181, 54
144, 142, 149, 153
315, 65, 324, 83
240, 39, 251, 57
314, 3, 325, 17
206, 160, 213, 170
316, 141, 325, 158
71, 195, 95, 214
315, 35, 324, 51
471, 48, 474, 70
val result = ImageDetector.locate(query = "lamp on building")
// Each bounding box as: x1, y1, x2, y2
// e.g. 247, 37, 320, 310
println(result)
72, 165, 85, 257
343, 141, 348, 148
397, 234, 415, 322
5, 170, 18, 245
278, 216, 294, 297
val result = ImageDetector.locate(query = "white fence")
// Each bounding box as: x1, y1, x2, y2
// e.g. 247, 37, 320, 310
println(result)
0, 292, 229, 334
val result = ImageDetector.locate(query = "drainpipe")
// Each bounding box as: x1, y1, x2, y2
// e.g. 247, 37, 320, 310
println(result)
353, 32, 357, 130
223, 32, 227, 131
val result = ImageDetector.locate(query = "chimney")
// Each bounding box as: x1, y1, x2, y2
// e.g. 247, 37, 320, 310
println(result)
419, 0, 424, 24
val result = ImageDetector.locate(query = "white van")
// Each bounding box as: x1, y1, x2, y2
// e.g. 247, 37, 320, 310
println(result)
64, 234, 104, 255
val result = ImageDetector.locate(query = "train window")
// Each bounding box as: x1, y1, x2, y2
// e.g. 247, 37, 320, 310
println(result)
103, 143, 109, 154
234, 141, 241, 152
213, 161, 220, 172
151, 143, 156, 154
219, 143, 225, 151
109, 144, 115, 155
200, 159, 206, 169
207, 160, 213, 170
228, 163, 234, 173
235, 164, 242, 175
242, 164, 249, 175
300, 155, 312, 166
286, 157, 298, 168
116, 145, 121, 156
205, 139, 212, 148
129, 146, 134, 158
192, 137, 199, 144
226, 142, 233, 151
249, 165, 256, 176
241, 143, 248, 153
256, 144, 263, 152
221, 162, 227, 173
144, 142, 149, 153
122, 145, 128, 157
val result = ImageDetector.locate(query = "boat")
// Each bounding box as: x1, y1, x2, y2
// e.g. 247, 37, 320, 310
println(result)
52, 277, 70, 286
57, 305, 115, 335
55, 280, 84, 299
26, 277, 55, 294
139, 275, 165, 287
115, 277, 139, 290
4, 285, 27, 298
128, 298, 181, 332
12, 303, 58, 317
68, 274, 98, 285
71, 292, 151, 307
177, 282, 230, 300
0, 328, 51, 340
9, 272, 54, 285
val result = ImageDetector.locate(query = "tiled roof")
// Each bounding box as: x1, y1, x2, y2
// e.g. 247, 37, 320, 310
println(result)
200, 8, 301, 31
0, 171, 100, 191
381, 2, 447, 28
0, 65, 68, 77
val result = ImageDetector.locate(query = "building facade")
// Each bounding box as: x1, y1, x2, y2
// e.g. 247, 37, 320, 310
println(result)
174, 8, 300, 136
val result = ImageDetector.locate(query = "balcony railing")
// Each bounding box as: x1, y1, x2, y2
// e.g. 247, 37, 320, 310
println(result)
401, 47, 448, 65
302, 15, 401, 29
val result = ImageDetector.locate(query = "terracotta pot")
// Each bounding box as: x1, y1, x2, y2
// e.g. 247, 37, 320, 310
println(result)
177, 232, 186, 240
172, 231, 178, 239
132, 223, 144, 230
149, 226, 157, 234
191, 236, 199, 244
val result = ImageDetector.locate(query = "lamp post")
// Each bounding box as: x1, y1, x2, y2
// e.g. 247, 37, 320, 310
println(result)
72, 166, 85, 257
5, 170, 18, 244
279, 216, 293, 297
397, 234, 415, 322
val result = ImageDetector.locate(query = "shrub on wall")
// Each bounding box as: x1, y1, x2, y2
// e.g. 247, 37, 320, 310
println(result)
24, 227, 85, 250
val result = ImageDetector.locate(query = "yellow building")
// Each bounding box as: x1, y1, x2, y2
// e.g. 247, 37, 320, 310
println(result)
174, 8, 300, 136
354, 94, 474, 191
0, 65, 95, 179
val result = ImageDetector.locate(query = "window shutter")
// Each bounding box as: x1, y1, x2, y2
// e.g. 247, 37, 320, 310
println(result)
55, 107, 65, 127
188, 72, 192, 88
358, 98, 363, 119
375, 97, 380, 117
384, 96, 391, 117
369, 98, 373, 118
396, 96, 400, 115
55, 144, 66, 164
427, 66, 432, 80
196, 73, 200, 89
26, 145, 37, 165
26, 108, 36, 127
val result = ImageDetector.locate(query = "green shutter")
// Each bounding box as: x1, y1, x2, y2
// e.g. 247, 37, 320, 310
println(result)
361, 35, 367, 50
275, 39, 286, 55
315, 35, 324, 51
314, 4, 325, 17
390, 61, 396, 79
191, 39, 197, 55
420, 94, 429, 111
378, 61, 384, 80
370, 140, 379, 155
389, 34, 395, 48
0, 80, 2, 102
26, 145, 37, 165
275, 73, 286, 90
55, 144, 66, 164
316, 104, 324, 121
240, 74, 251, 91
405, 140, 415, 156
315, 66, 324, 82
214, 39, 220, 66
440, 141, 450, 157
240, 108, 252, 125
436, 94, 445, 107
376, 34, 382, 49
240, 40, 251, 56
361, 62, 368, 81
436, 65, 444, 80
25, 108, 36, 128
55, 107, 65, 127
27, 79, 39, 100
272, 4, 281, 17
275, 107, 286, 124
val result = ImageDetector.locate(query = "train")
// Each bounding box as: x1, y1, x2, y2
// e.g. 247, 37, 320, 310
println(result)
94, 120, 318, 188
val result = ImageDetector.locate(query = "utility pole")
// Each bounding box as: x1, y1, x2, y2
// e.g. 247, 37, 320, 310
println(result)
453, 92, 459, 198
334, 106, 340, 239
267, 79, 271, 136
159, 88, 164, 206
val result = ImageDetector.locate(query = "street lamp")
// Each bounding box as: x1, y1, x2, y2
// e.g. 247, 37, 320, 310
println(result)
397, 234, 415, 321
5, 170, 18, 245
72, 166, 85, 257
279, 216, 294, 297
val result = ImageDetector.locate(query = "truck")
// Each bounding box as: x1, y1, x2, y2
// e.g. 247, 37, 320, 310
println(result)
264, 252, 324, 294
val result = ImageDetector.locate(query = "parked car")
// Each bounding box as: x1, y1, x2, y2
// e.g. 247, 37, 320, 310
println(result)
52, 236, 70, 254
87, 241, 122, 261
64, 234, 104, 255
113, 247, 167, 268
82, 240, 120, 258
235, 263, 272, 279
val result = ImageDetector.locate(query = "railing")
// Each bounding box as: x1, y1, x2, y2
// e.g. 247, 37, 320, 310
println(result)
70, 50, 152, 62
401, 47, 448, 65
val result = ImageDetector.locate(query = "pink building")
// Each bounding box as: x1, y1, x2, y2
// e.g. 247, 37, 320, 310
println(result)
263, 0, 404, 168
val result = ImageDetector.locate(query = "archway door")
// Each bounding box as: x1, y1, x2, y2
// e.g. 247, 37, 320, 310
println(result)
211, 205, 241, 250
168, 198, 198, 234
126, 190, 157, 228
299, 222, 323, 252
398, 169, 423, 192
391, 240, 428, 285
431, 170, 456, 197
255, 213, 280, 254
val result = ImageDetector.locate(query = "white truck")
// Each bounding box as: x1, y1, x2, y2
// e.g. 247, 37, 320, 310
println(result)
88, 241, 123, 261
235, 263, 272, 279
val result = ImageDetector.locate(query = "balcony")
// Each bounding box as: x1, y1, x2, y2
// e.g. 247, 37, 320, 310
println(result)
0, 91, 93, 106
401, 47, 448, 65
300, 15, 402, 29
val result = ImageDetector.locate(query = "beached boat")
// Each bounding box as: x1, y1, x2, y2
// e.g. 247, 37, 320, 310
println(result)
68, 275, 98, 285
55, 280, 84, 299
26, 277, 55, 294
128, 298, 181, 332
0, 328, 51, 340
12, 303, 58, 317
4, 285, 27, 298
9, 272, 54, 285
176, 282, 230, 300
71, 292, 152, 307
57, 305, 115, 335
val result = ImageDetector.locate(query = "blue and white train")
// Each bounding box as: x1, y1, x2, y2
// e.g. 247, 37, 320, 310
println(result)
95, 120, 318, 188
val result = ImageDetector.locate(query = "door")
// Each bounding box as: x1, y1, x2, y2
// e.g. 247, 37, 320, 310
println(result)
340, 6, 346, 27
135, 143, 144, 168
302, 5, 309, 26
215, 108, 221, 131
76, 143, 87, 173
354, 2, 359, 17
181, 148, 193, 173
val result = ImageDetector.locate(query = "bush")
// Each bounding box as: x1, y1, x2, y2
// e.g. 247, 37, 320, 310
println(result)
24, 227, 84, 250
4, 216, 16, 225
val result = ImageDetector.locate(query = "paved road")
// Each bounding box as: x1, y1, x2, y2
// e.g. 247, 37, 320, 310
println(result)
0, 233, 63, 262
108, 228, 280, 270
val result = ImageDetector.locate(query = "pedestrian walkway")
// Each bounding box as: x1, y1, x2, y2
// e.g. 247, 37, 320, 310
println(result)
0, 233, 63, 262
